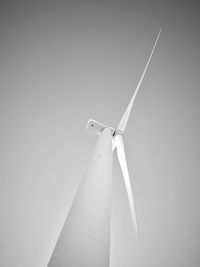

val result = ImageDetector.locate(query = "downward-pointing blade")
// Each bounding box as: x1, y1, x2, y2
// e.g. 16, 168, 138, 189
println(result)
115, 134, 138, 238
117, 29, 162, 132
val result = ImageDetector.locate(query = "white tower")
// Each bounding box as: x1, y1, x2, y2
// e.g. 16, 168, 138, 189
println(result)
48, 128, 113, 267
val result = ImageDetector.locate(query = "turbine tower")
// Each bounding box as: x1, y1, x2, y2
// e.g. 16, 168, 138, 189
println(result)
47, 29, 161, 267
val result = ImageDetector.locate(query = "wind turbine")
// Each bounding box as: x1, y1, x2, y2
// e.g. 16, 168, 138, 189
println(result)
47, 29, 161, 267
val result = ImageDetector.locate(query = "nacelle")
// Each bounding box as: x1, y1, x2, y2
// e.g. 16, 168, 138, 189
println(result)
86, 119, 115, 136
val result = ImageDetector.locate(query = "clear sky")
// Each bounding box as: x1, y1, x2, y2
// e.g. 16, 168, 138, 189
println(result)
0, 1, 200, 266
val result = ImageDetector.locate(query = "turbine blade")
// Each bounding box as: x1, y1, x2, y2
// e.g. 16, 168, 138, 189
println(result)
115, 134, 138, 238
117, 29, 162, 132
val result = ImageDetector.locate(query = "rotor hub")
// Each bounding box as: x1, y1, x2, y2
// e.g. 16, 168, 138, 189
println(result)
113, 129, 123, 137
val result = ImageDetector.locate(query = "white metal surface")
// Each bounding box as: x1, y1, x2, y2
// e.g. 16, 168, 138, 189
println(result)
47, 128, 113, 267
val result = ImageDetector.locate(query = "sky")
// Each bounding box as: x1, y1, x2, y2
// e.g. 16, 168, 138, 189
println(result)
0, 0, 200, 266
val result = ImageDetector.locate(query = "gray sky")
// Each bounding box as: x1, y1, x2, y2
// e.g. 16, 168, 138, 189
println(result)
0, 1, 200, 266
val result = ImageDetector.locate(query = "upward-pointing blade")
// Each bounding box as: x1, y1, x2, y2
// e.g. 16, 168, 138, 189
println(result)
117, 29, 162, 132
115, 134, 138, 238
